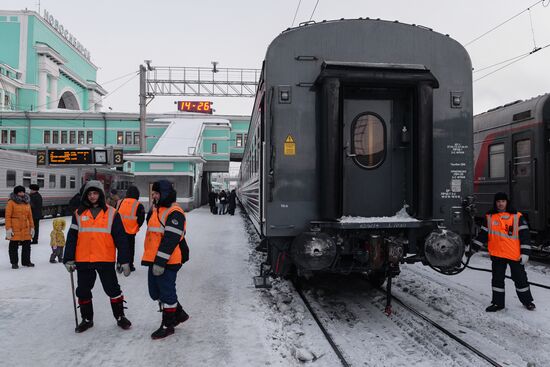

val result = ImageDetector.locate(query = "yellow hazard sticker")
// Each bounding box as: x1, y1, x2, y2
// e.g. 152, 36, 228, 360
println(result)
284, 135, 296, 156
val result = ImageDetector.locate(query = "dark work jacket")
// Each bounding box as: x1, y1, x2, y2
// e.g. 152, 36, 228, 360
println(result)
29, 192, 43, 219
228, 191, 236, 211
63, 209, 130, 269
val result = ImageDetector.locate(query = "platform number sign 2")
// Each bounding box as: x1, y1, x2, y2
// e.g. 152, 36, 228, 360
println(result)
37, 150, 47, 165
113, 149, 124, 166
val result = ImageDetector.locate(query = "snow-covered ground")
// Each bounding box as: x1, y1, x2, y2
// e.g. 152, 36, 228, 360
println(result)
1, 208, 550, 366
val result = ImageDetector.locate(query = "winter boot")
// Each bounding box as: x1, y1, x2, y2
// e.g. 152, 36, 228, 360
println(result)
485, 304, 505, 312
151, 307, 177, 340
175, 302, 189, 326
110, 295, 132, 330
524, 302, 536, 311
76, 299, 94, 333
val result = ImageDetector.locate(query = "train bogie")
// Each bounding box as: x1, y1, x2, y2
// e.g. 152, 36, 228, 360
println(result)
239, 19, 474, 278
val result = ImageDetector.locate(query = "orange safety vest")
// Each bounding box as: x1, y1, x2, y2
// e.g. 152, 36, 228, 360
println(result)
142, 204, 186, 265
117, 198, 140, 234
487, 212, 522, 261
74, 206, 117, 263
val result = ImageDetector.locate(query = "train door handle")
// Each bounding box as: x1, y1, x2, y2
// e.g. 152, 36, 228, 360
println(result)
346, 153, 357, 157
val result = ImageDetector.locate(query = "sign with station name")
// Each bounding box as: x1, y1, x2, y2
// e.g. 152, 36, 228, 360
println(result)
43, 10, 91, 61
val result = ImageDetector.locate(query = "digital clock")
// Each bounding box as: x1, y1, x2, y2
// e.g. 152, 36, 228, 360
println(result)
177, 101, 213, 114
48, 149, 92, 165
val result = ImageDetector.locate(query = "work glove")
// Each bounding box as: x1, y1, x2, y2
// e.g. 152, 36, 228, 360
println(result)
65, 261, 76, 273
118, 263, 131, 277
5, 228, 14, 240
30, 228, 35, 238
152, 264, 165, 276
520, 254, 529, 265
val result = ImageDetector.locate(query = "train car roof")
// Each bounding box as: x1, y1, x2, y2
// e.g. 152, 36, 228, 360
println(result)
474, 93, 550, 133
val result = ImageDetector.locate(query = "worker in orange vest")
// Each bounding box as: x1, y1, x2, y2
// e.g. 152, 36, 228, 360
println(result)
63, 180, 132, 333
473, 192, 535, 312
143, 180, 189, 339
116, 186, 145, 271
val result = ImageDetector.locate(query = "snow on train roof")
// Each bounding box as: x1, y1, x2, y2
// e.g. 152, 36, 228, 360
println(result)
339, 205, 419, 223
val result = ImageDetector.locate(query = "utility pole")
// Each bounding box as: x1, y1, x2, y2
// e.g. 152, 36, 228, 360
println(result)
139, 64, 146, 153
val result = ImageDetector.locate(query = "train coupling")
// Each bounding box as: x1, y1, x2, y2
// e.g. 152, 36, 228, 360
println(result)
253, 262, 272, 289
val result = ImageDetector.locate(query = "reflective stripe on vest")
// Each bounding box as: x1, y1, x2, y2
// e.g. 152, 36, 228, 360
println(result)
117, 198, 140, 234
142, 204, 185, 265
487, 212, 522, 261
75, 206, 117, 263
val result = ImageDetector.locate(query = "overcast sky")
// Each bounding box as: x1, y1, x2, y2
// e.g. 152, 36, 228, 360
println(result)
4, 0, 550, 115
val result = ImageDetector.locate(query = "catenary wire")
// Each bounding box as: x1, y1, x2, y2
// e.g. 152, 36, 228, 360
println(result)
291, 0, 302, 27
309, 0, 320, 21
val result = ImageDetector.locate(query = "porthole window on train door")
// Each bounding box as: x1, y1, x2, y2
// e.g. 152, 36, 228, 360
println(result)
351, 112, 386, 169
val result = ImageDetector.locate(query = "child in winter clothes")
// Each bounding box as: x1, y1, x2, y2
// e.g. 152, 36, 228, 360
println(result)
49, 218, 66, 263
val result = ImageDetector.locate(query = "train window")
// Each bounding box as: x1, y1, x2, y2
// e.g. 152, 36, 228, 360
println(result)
61, 131, 68, 144
117, 131, 124, 144
23, 171, 31, 187
78, 131, 85, 144
6, 170, 16, 187
125, 131, 132, 145
37, 173, 45, 188
236, 133, 243, 147
70, 131, 76, 144
52, 131, 59, 144
489, 143, 505, 178
514, 139, 531, 177
351, 113, 386, 169
70, 176, 76, 189
134, 132, 140, 146
49, 174, 56, 188
60, 175, 67, 189
244, 133, 248, 146
43, 131, 50, 144
212, 143, 217, 153
87, 131, 93, 144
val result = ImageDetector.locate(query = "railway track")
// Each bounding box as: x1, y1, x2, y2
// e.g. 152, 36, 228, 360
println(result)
293, 277, 506, 367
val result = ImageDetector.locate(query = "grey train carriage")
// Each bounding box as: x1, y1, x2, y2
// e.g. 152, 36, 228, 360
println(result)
238, 19, 474, 284
474, 93, 550, 256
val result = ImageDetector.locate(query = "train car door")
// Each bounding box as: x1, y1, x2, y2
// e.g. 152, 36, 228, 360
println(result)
342, 88, 409, 217
512, 132, 534, 219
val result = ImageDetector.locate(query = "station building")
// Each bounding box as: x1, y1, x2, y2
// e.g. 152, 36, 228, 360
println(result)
0, 9, 251, 211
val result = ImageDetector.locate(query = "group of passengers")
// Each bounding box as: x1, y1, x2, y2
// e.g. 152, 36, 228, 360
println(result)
208, 189, 236, 215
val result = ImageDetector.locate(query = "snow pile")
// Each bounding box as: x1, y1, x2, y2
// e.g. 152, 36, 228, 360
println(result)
339, 204, 419, 223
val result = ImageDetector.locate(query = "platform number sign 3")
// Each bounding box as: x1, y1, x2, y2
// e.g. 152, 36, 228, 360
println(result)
113, 149, 124, 166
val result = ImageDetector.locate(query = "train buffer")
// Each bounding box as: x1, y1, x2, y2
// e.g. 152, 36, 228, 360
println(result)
253, 262, 272, 289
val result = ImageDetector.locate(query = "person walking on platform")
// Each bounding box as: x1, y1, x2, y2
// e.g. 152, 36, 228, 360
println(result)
49, 218, 66, 263
63, 180, 132, 333
208, 190, 218, 215
472, 192, 535, 312
29, 184, 42, 244
116, 185, 145, 271
218, 190, 228, 215
143, 180, 189, 339
227, 189, 237, 216
5, 186, 35, 269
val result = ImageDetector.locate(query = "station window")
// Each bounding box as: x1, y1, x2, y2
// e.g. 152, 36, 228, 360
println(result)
117, 131, 124, 144
125, 131, 132, 145
70, 131, 76, 144
37, 173, 45, 188
70, 176, 76, 189
489, 143, 505, 178
87, 131, 93, 144
44, 131, 51, 144
236, 133, 243, 147
10, 130, 16, 144
49, 174, 56, 188
6, 170, 16, 187
60, 175, 67, 189
23, 171, 31, 187
351, 113, 386, 169
61, 131, 68, 144
52, 131, 59, 144
78, 131, 85, 144
134, 132, 140, 146
1, 130, 7, 144
211, 143, 217, 153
